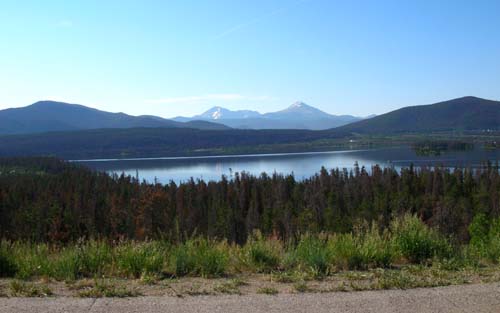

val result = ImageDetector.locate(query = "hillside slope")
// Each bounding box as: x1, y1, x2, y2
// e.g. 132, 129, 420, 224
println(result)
0, 101, 229, 134
0, 127, 347, 159
337, 97, 500, 134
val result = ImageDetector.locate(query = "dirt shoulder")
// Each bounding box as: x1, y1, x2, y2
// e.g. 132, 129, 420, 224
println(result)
0, 282, 499, 313
1, 265, 500, 298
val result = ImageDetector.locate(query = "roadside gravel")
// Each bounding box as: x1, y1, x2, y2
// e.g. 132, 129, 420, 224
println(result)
1, 282, 499, 313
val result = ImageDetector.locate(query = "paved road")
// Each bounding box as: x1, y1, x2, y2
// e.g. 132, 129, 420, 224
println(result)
1, 283, 500, 313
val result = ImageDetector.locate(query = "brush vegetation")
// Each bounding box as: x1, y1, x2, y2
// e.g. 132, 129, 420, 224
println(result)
2, 157, 500, 295
1, 215, 499, 281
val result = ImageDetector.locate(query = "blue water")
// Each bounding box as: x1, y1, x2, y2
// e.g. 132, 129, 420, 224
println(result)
76, 146, 500, 184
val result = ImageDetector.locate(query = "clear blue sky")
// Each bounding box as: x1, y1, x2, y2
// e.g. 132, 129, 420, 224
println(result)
1, 0, 499, 118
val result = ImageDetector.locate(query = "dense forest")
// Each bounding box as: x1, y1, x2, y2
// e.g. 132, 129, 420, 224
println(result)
0, 157, 499, 244
0, 128, 349, 159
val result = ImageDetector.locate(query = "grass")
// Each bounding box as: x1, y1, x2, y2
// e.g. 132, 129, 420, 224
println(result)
257, 286, 279, 295
66, 279, 94, 291
0, 242, 17, 278
289, 235, 331, 277
468, 214, 500, 263
293, 281, 311, 293
214, 279, 247, 295
169, 238, 228, 277
179, 283, 214, 296
244, 232, 283, 272
77, 279, 141, 298
139, 272, 160, 285
271, 270, 307, 283
391, 215, 453, 263
0, 215, 498, 289
1, 263, 499, 298
9, 280, 53, 297
115, 241, 166, 278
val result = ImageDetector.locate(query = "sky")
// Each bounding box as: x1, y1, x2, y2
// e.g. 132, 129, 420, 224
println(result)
1, 0, 500, 118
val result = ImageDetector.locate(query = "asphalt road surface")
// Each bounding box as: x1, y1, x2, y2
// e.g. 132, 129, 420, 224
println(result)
1, 283, 499, 313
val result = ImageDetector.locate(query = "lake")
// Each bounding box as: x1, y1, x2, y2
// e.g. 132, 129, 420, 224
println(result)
76, 146, 500, 184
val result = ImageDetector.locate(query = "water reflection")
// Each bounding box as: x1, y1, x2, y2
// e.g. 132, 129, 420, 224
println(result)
76, 146, 500, 184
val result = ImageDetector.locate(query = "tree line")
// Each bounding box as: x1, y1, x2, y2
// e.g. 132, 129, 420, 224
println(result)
0, 157, 499, 244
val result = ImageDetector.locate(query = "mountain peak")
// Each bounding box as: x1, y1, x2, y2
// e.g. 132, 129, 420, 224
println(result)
281, 101, 325, 114
208, 106, 224, 110
289, 101, 307, 109
175, 101, 363, 129
200, 106, 229, 120
31, 100, 71, 107
211, 107, 224, 119
196, 106, 260, 120
29, 100, 97, 112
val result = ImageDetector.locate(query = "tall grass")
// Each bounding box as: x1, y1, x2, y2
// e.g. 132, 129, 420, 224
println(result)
9, 242, 53, 279
288, 235, 330, 276
0, 215, 492, 281
168, 238, 228, 277
391, 214, 453, 263
243, 231, 283, 272
115, 241, 166, 278
469, 214, 500, 263
0, 241, 17, 277
327, 225, 393, 271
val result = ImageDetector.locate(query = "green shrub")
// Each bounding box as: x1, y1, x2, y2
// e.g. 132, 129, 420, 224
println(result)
290, 235, 330, 276
78, 240, 113, 277
244, 232, 282, 272
115, 241, 167, 278
169, 238, 228, 277
169, 243, 196, 276
358, 226, 394, 268
468, 215, 500, 263
10, 243, 52, 279
12, 241, 114, 281
469, 213, 490, 247
327, 224, 393, 270
52, 247, 82, 280
0, 242, 17, 277
484, 218, 500, 262
327, 233, 363, 270
391, 214, 453, 263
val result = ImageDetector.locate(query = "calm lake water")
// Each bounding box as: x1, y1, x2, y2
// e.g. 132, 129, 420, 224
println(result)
76, 146, 500, 184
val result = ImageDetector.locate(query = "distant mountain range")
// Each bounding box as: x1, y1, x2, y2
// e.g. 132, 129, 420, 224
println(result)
174, 101, 363, 130
0, 101, 229, 134
1, 96, 498, 139
0, 96, 499, 159
337, 96, 500, 134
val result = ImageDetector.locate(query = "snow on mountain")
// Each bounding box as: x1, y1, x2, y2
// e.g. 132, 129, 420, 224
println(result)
172, 101, 364, 130
264, 101, 333, 120
195, 106, 261, 120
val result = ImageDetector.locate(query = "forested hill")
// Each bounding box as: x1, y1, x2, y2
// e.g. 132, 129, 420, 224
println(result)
1, 157, 499, 243
0, 127, 348, 159
0, 101, 229, 134
337, 96, 500, 134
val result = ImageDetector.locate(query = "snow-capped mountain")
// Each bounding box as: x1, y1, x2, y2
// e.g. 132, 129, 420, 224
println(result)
196, 106, 261, 120
264, 101, 335, 120
173, 102, 364, 130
